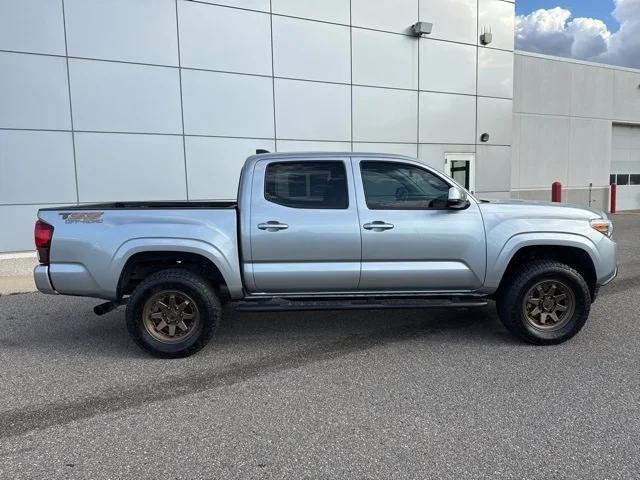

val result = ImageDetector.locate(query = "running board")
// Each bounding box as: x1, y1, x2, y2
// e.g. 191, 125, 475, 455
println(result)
235, 297, 488, 312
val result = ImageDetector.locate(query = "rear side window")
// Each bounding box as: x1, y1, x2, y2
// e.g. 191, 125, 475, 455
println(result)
360, 161, 451, 210
264, 161, 348, 209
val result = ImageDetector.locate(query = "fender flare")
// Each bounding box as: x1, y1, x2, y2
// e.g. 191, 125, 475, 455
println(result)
109, 237, 244, 299
486, 232, 600, 290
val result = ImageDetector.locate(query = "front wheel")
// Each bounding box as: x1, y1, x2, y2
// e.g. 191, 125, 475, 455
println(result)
126, 269, 222, 358
496, 260, 591, 345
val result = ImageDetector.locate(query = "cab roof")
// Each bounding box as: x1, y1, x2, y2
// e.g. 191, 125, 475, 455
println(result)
244, 151, 416, 168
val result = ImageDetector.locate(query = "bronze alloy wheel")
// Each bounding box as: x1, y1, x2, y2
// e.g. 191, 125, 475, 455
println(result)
522, 280, 576, 331
142, 290, 200, 344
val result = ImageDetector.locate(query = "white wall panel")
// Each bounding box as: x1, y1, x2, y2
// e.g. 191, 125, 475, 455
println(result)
0, 0, 66, 55
75, 133, 186, 202
353, 143, 418, 157
186, 137, 275, 200
514, 55, 572, 116
570, 64, 613, 119
69, 59, 182, 134
0, 131, 76, 204
0, 52, 70, 130
0, 204, 48, 252
178, 2, 271, 75
182, 69, 274, 138
353, 29, 418, 90
613, 70, 640, 123
272, 0, 350, 24
351, 0, 417, 34
275, 79, 350, 141
477, 97, 512, 145
353, 87, 418, 143
511, 112, 521, 189
478, 48, 514, 99
567, 118, 611, 187
516, 114, 570, 188
276, 140, 351, 152
476, 145, 511, 192
478, 0, 515, 50
65, 0, 179, 66
419, 92, 476, 144
420, 40, 476, 95
272, 16, 350, 83
419, 0, 477, 45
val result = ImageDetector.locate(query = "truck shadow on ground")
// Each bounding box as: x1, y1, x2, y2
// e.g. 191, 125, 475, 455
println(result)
9, 300, 517, 360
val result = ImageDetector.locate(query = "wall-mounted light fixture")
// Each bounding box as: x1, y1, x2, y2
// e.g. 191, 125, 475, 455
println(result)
480, 133, 490, 143
411, 22, 433, 37
480, 28, 493, 45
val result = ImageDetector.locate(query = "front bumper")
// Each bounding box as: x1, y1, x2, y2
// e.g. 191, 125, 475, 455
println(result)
601, 266, 618, 286
33, 265, 57, 295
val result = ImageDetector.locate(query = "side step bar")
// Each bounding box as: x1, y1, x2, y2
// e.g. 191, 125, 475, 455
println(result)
235, 297, 488, 312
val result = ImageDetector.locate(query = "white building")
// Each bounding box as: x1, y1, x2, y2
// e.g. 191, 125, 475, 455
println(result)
513, 51, 640, 211
0, 0, 638, 257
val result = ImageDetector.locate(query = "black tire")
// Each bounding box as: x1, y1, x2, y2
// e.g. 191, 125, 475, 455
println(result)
125, 269, 221, 358
496, 260, 591, 345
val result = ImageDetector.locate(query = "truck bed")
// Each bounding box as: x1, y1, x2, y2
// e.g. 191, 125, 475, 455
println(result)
37, 203, 243, 300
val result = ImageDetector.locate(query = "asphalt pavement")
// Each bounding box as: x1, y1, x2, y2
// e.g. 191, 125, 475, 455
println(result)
0, 214, 639, 479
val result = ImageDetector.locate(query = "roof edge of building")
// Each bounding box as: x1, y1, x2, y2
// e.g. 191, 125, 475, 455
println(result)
515, 50, 640, 75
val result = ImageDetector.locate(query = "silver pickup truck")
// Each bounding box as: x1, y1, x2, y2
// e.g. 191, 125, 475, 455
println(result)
34, 152, 617, 357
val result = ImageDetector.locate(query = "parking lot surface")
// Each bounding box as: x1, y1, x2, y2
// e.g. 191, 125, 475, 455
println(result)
0, 214, 639, 479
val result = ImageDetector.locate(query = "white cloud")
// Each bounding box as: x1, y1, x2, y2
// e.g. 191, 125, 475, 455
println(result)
515, 0, 640, 69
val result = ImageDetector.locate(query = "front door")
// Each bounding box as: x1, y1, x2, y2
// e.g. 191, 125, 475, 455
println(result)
247, 157, 361, 294
352, 158, 486, 292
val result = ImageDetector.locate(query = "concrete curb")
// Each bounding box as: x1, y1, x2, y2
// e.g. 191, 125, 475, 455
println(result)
0, 254, 38, 295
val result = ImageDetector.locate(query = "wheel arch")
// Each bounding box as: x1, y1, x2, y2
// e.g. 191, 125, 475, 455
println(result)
117, 250, 230, 300
494, 244, 598, 300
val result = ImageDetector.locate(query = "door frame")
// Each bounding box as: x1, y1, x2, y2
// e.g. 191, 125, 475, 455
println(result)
444, 152, 476, 194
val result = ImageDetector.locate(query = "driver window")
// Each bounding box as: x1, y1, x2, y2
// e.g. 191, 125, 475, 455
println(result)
360, 161, 450, 210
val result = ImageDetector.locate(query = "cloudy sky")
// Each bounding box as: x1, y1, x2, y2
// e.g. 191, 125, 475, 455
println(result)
515, 0, 640, 69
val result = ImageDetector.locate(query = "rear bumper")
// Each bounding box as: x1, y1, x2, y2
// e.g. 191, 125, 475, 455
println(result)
33, 265, 57, 295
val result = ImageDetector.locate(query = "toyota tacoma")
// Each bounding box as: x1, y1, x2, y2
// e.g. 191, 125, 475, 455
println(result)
33, 152, 617, 357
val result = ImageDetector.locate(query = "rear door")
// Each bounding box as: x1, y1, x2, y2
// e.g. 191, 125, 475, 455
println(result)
352, 158, 486, 292
247, 157, 361, 293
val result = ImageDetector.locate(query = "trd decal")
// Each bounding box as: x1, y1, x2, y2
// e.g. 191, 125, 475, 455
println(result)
58, 212, 104, 224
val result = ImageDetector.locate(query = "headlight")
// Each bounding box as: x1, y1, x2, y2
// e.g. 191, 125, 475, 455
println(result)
590, 218, 613, 238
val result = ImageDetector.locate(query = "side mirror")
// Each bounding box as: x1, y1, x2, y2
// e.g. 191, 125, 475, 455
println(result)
447, 187, 470, 210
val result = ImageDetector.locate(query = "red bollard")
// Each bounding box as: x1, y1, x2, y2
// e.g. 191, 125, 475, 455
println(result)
551, 182, 562, 203
610, 183, 617, 214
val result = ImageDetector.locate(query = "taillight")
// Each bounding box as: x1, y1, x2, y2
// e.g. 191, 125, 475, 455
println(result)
34, 220, 54, 265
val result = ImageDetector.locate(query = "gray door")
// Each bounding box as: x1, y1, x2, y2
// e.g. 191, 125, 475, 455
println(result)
352, 158, 486, 292
248, 158, 361, 293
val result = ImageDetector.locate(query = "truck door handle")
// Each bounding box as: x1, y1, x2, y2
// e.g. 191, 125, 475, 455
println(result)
258, 221, 289, 231
363, 221, 394, 231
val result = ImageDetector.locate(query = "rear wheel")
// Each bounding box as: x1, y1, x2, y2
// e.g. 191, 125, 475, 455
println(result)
497, 260, 591, 344
126, 269, 221, 358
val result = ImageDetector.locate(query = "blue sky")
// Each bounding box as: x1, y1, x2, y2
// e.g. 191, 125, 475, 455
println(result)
515, 0, 640, 68
516, 0, 618, 30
